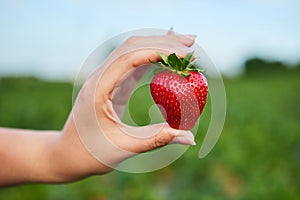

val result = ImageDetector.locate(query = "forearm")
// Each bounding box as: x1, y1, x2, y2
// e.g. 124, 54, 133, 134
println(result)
0, 128, 61, 186
0, 115, 109, 186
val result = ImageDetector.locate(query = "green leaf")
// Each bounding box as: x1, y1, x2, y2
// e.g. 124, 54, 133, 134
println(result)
168, 53, 183, 71
186, 51, 194, 61
153, 51, 205, 76
180, 72, 190, 77
187, 60, 197, 68
152, 61, 170, 70
186, 67, 200, 72
157, 52, 169, 65
182, 51, 194, 68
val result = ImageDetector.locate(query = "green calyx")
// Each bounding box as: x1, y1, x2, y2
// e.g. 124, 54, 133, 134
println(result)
151, 51, 203, 77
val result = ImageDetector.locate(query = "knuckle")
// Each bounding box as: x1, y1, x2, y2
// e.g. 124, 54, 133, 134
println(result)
153, 131, 174, 148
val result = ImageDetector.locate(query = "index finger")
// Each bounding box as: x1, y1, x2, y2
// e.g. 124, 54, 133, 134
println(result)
94, 34, 195, 102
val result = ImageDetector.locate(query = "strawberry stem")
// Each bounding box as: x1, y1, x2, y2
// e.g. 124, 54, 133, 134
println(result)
151, 52, 203, 77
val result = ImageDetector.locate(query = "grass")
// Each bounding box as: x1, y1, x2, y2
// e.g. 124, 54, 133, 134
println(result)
0, 67, 299, 199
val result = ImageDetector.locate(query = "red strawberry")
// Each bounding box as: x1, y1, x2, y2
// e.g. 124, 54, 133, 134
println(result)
150, 52, 208, 130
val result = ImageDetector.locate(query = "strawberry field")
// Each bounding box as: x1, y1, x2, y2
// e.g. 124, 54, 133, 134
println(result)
0, 61, 299, 199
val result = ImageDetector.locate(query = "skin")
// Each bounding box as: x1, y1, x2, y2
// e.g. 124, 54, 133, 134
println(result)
0, 31, 196, 186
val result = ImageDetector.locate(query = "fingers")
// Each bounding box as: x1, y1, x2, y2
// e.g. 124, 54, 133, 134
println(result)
150, 126, 196, 148
170, 130, 196, 145
94, 30, 197, 108
167, 29, 196, 47
179, 34, 196, 47
141, 125, 196, 153
167, 27, 174, 35
117, 122, 196, 153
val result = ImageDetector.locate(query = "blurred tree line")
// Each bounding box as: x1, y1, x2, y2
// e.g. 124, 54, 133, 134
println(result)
244, 57, 300, 75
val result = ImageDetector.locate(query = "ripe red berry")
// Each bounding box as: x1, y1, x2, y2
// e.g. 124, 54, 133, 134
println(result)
150, 52, 208, 130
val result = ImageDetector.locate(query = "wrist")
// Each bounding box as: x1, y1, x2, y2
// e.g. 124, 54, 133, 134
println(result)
48, 114, 112, 183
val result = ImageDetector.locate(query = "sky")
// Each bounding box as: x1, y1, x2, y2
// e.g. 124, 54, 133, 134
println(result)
0, 0, 300, 80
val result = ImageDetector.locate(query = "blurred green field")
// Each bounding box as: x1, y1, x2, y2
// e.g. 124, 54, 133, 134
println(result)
0, 62, 299, 199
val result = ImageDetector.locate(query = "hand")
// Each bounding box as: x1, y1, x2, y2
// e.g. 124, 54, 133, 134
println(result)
60, 30, 197, 176
0, 30, 197, 186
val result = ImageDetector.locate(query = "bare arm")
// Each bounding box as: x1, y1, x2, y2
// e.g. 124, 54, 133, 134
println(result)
0, 115, 108, 186
0, 127, 64, 185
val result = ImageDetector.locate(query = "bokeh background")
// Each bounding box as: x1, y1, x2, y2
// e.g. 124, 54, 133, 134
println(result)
0, 0, 299, 199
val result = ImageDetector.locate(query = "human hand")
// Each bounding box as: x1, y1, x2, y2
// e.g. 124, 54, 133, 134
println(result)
58, 30, 197, 180
0, 30, 199, 186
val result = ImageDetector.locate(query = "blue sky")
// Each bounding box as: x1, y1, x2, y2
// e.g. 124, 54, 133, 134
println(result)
0, 0, 299, 79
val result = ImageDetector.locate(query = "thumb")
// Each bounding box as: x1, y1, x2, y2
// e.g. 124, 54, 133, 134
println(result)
118, 123, 196, 153
170, 129, 196, 146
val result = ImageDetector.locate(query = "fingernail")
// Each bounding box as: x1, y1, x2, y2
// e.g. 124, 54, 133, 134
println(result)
191, 141, 197, 146
170, 130, 196, 146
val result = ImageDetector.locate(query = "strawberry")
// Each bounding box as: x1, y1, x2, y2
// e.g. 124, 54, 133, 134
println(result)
150, 52, 208, 130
